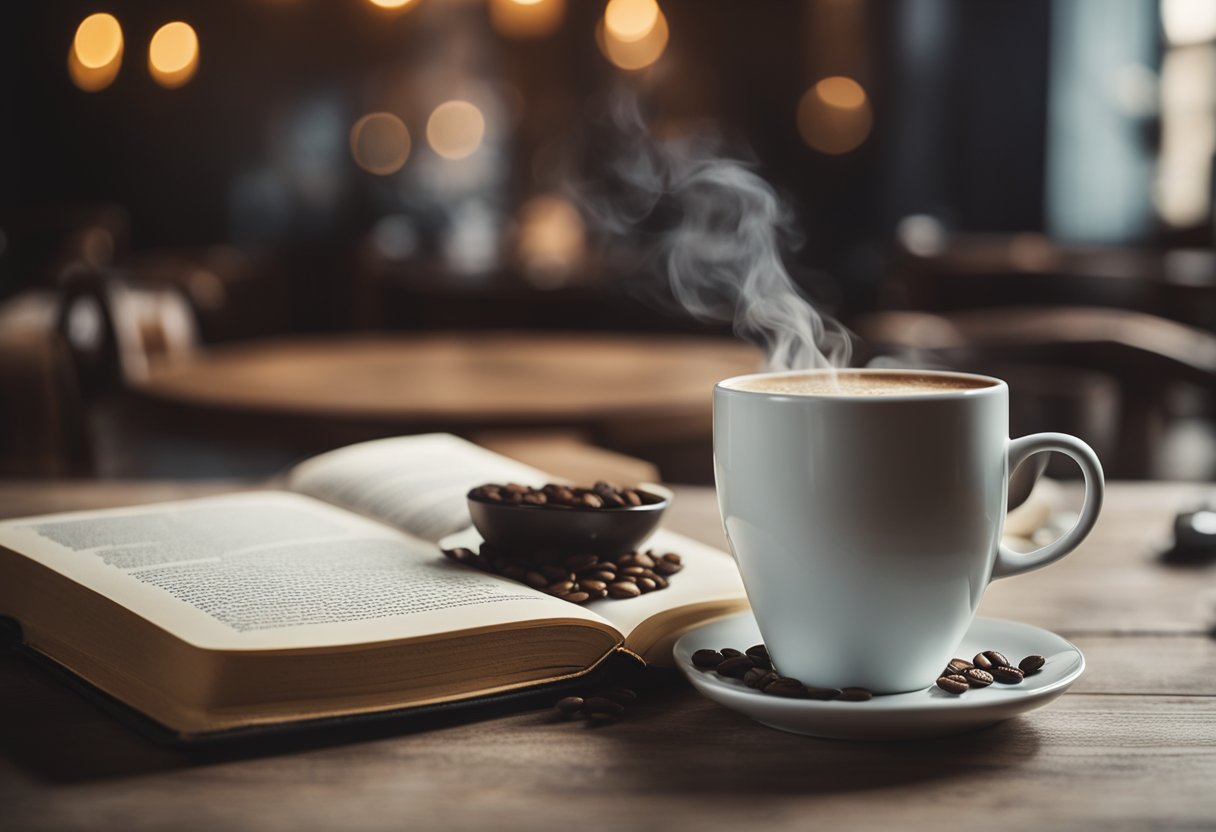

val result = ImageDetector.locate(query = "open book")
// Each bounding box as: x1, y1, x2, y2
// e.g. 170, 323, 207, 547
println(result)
0, 435, 746, 741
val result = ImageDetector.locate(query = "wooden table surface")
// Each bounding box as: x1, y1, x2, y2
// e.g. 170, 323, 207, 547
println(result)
134, 333, 762, 425
2, 480, 1215, 831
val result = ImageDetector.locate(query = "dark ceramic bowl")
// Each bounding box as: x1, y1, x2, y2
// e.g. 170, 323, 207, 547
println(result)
468, 493, 669, 555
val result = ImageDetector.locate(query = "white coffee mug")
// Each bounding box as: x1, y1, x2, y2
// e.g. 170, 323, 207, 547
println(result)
713, 369, 1104, 693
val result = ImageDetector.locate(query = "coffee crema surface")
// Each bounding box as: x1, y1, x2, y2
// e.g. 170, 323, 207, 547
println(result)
727, 372, 995, 397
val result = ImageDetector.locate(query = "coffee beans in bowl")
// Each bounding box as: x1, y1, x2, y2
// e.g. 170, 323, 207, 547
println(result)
468, 482, 669, 555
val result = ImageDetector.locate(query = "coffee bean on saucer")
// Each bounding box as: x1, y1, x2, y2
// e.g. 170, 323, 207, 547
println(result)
554, 696, 584, 716
746, 644, 770, 662
945, 658, 974, 676
806, 687, 842, 701
1019, 655, 1046, 675
936, 675, 970, 695
719, 648, 744, 659
973, 651, 1009, 671
991, 665, 1025, 684
839, 687, 873, 702
763, 677, 809, 698
744, 668, 778, 689
692, 649, 724, 669
965, 668, 994, 688
715, 656, 757, 679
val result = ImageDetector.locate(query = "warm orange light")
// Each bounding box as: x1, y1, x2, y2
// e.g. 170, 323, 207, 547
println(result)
597, 8, 668, 71
604, 0, 659, 43
69, 13, 123, 92
426, 100, 486, 161
74, 13, 123, 67
366, 0, 417, 8
350, 112, 412, 175
517, 194, 586, 287
148, 22, 199, 89
489, 0, 565, 38
796, 76, 873, 155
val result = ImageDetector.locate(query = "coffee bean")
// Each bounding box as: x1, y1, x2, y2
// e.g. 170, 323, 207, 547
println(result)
582, 697, 625, 716
965, 668, 994, 688
743, 667, 777, 689
745, 644, 770, 662
650, 574, 669, 589
719, 648, 744, 659
563, 553, 598, 571
763, 677, 809, 698
636, 577, 658, 592
621, 566, 647, 576
539, 565, 570, 582
607, 582, 641, 599
564, 591, 591, 604
588, 570, 617, 583
524, 571, 549, 589
585, 587, 608, 600
936, 675, 969, 694
623, 490, 642, 506
945, 658, 974, 675
554, 696, 584, 715
546, 580, 575, 596
692, 649, 724, 669
715, 656, 756, 678
600, 687, 638, 704
504, 483, 529, 494
522, 492, 547, 506
991, 665, 1025, 684
580, 493, 604, 508
1018, 655, 1046, 674
839, 687, 873, 701
662, 552, 682, 565
579, 580, 608, 593
632, 552, 656, 568
973, 650, 1010, 671
806, 687, 842, 701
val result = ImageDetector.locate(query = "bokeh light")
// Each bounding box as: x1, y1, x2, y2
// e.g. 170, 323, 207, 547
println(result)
69, 13, 123, 92
148, 22, 199, 89
604, 0, 659, 43
489, 0, 565, 39
517, 194, 586, 288
796, 76, 873, 155
426, 100, 486, 161
350, 112, 412, 175
366, 0, 417, 8
597, 7, 669, 71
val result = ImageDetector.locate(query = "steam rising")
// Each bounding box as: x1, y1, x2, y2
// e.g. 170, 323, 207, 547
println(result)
576, 95, 852, 371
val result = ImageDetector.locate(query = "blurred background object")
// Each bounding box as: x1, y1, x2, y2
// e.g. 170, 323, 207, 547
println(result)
2, 0, 1214, 483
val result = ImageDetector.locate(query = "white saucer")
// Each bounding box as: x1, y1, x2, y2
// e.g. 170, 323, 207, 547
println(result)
674, 613, 1084, 741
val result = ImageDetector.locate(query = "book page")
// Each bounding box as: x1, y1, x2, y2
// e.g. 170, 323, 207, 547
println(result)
287, 434, 550, 542
0, 492, 609, 652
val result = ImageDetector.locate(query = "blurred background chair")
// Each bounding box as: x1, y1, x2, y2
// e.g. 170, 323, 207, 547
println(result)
854, 306, 1216, 480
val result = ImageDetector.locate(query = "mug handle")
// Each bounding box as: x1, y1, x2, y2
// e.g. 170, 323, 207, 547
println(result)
992, 432, 1105, 579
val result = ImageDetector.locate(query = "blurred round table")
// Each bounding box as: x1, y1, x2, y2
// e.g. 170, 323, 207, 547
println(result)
132, 332, 762, 440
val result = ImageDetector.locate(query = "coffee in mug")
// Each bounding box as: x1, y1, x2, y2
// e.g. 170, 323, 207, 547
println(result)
713, 368, 1103, 694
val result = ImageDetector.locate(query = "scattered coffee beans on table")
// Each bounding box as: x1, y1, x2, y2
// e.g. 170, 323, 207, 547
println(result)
442, 543, 683, 604
553, 687, 639, 725
691, 644, 874, 701
469, 482, 665, 509
935, 652, 1046, 694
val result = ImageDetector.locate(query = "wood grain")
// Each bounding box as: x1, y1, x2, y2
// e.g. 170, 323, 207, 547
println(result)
2, 480, 1215, 831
